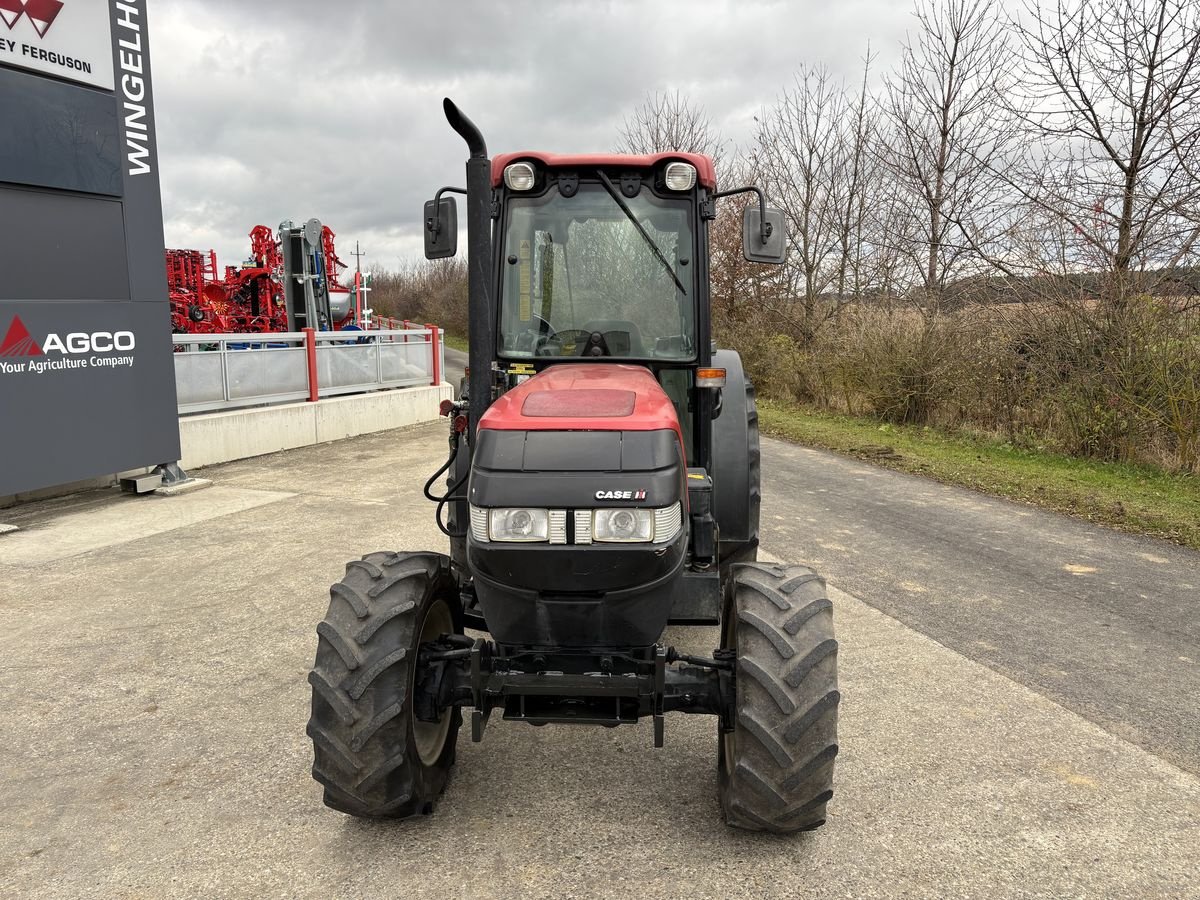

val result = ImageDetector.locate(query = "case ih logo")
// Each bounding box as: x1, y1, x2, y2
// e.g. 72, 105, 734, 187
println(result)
0, 316, 43, 357
594, 489, 647, 501
0, 0, 64, 38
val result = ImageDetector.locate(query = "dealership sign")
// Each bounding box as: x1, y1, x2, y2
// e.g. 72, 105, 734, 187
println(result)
0, 1, 179, 498
0, 314, 137, 373
0, 0, 114, 89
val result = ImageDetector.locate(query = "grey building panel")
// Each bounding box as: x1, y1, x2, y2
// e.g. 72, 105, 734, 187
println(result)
0, 186, 130, 301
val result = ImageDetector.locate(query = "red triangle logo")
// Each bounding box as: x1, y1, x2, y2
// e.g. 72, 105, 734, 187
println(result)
0, 316, 44, 357
0, 0, 23, 32
23, 0, 62, 37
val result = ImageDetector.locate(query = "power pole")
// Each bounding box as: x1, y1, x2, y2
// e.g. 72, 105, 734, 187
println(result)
350, 241, 368, 326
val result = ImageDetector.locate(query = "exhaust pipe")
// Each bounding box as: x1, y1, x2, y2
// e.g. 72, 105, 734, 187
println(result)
444, 98, 494, 445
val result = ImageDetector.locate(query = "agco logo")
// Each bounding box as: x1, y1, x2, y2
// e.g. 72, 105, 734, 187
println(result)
0, 0, 64, 38
0, 316, 137, 374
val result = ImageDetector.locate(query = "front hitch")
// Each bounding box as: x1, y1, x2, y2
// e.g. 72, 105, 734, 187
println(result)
409, 640, 736, 746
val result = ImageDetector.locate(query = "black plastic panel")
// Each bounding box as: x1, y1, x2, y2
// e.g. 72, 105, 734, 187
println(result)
523, 431, 621, 471
711, 349, 755, 544
0, 67, 121, 196
477, 429, 525, 471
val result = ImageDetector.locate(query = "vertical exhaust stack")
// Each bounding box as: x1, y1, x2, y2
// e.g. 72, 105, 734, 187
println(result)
443, 98, 494, 446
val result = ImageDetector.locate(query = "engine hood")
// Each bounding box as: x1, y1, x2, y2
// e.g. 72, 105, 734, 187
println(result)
478, 364, 682, 444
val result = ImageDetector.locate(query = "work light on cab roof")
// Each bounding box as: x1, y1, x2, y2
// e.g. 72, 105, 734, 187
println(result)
663, 162, 697, 191
503, 162, 536, 191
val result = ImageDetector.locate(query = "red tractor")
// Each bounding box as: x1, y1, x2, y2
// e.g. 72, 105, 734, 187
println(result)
307, 100, 839, 833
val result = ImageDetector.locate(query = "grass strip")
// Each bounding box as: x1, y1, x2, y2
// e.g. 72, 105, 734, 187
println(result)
441, 332, 469, 353
759, 399, 1200, 551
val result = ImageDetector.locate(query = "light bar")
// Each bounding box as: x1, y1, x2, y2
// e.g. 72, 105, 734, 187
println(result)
574, 509, 593, 544
470, 505, 490, 542
664, 162, 697, 191
653, 503, 683, 544
549, 509, 568, 545
503, 162, 536, 191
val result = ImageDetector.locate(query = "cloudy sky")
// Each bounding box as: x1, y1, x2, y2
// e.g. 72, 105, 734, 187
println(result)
153, 0, 913, 271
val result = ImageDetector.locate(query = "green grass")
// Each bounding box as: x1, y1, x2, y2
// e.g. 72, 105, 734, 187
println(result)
441, 332, 469, 353
759, 399, 1200, 551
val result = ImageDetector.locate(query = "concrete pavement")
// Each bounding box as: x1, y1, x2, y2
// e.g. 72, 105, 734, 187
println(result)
1, 424, 1197, 898
763, 439, 1200, 775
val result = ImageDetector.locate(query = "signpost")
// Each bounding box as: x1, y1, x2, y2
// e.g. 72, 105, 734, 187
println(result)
0, 0, 182, 497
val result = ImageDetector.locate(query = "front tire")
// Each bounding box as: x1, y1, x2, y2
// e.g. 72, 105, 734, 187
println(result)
307, 551, 462, 818
719, 563, 839, 833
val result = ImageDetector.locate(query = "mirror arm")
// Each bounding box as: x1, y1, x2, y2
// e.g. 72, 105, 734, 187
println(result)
713, 185, 772, 245
427, 186, 467, 239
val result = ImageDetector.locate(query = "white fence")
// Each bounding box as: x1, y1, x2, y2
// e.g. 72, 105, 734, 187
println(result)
173, 327, 443, 415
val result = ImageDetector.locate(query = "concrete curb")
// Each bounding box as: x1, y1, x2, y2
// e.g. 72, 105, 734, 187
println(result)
178, 384, 452, 470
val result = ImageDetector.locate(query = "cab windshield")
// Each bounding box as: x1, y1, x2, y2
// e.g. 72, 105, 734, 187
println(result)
498, 183, 695, 359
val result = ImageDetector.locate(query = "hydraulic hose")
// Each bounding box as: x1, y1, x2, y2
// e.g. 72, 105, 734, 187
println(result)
425, 434, 469, 538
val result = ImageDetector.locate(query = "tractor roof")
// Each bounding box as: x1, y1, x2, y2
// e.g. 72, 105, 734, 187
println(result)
490, 151, 716, 190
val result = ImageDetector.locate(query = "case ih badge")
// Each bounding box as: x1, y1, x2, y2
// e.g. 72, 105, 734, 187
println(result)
594, 489, 647, 500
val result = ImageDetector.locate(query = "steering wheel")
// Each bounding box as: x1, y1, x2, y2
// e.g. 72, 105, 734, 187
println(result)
537, 328, 591, 356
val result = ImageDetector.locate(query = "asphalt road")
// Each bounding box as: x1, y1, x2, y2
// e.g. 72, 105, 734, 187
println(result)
444, 346, 467, 397
762, 439, 1200, 775
1, 424, 1197, 898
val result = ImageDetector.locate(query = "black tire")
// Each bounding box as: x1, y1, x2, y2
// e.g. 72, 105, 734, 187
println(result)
307, 551, 462, 818
719, 563, 839, 833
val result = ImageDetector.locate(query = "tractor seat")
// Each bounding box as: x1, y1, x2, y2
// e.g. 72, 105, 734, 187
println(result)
580, 320, 645, 357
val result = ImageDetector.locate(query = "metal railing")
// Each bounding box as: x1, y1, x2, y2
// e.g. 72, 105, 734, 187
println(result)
173, 326, 444, 415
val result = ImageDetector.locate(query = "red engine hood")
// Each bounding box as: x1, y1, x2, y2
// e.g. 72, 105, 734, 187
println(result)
478, 364, 683, 444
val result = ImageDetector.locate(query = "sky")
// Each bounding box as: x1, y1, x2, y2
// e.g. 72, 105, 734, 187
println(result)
153, 0, 913, 272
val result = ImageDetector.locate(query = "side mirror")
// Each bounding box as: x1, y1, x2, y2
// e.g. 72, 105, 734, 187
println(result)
742, 205, 787, 264
424, 197, 458, 259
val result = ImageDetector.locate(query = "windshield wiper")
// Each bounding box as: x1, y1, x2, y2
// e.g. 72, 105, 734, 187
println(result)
595, 170, 687, 296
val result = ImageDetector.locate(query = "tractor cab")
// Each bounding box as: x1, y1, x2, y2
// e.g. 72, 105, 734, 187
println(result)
425, 148, 784, 469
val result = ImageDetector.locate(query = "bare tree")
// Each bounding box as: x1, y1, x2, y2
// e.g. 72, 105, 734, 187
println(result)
616, 90, 727, 169
880, 0, 1017, 308
756, 64, 870, 342
1013, 0, 1200, 307
832, 48, 883, 301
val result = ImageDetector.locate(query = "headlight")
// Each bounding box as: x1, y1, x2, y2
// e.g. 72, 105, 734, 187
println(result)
471, 503, 682, 545
593, 508, 654, 542
489, 507, 550, 542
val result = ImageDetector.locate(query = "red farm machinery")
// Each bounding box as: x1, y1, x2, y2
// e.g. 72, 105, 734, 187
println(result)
167, 219, 366, 335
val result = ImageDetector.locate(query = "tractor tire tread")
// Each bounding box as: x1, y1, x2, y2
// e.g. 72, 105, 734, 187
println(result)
721, 562, 839, 834
307, 550, 459, 819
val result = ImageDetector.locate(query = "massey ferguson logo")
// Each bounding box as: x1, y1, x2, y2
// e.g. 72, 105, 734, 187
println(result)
0, 0, 63, 38
0, 316, 136, 375
594, 489, 647, 501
